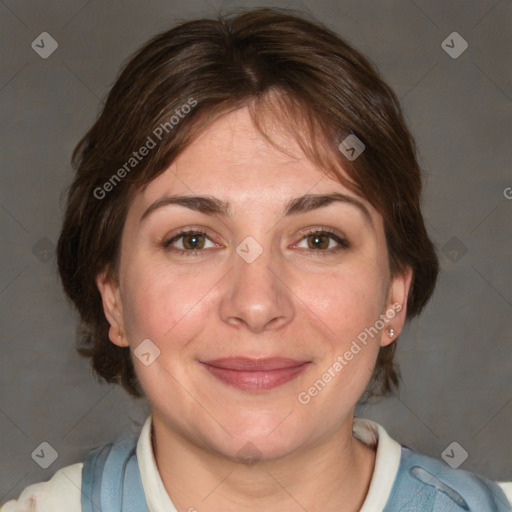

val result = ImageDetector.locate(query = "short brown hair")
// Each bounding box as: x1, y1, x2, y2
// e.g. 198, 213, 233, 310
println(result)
57, 7, 439, 399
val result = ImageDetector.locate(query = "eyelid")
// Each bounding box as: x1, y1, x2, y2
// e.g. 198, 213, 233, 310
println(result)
162, 226, 220, 248
295, 225, 347, 241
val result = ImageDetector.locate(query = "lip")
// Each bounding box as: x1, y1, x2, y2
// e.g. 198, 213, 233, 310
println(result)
199, 357, 311, 391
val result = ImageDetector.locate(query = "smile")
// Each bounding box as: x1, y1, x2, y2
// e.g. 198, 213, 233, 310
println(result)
199, 357, 311, 391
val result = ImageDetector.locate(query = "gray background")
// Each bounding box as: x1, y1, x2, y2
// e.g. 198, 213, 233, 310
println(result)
1, 0, 511, 502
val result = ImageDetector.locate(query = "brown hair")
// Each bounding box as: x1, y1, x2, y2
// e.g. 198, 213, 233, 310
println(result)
56, 7, 439, 399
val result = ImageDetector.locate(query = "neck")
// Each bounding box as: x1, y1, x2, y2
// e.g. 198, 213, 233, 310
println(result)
151, 413, 376, 512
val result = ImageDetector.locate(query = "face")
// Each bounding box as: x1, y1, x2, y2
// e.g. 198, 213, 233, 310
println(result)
97, 106, 411, 462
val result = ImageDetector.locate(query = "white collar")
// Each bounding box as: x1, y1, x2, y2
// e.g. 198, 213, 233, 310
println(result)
353, 417, 402, 512
136, 415, 402, 512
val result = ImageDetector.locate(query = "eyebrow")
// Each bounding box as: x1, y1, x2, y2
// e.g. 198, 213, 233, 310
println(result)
140, 193, 373, 226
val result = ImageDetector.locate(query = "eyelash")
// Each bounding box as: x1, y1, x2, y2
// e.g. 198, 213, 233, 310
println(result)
161, 227, 350, 258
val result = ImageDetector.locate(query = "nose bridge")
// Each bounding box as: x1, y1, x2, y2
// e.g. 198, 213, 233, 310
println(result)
219, 232, 294, 332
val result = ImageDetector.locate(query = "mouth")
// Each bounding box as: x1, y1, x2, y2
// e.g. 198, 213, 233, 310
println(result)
199, 357, 312, 391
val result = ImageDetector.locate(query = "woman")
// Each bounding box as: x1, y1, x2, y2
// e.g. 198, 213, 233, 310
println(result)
2, 7, 511, 512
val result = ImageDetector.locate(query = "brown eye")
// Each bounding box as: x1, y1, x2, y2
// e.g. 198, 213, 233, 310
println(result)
296, 228, 350, 254
180, 232, 206, 250
306, 232, 330, 250
162, 229, 217, 256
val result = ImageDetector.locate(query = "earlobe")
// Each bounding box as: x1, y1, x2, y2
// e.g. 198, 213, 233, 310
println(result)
95, 269, 126, 347
381, 266, 413, 347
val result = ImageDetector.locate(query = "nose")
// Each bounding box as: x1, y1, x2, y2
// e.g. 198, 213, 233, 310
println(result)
218, 239, 295, 333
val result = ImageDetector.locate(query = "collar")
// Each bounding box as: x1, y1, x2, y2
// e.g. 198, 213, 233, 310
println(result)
136, 415, 402, 512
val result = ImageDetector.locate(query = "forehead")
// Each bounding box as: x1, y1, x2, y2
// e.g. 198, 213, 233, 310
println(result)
171, 107, 324, 193
128, 106, 380, 225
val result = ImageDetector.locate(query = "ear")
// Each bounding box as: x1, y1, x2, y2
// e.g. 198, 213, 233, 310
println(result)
381, 266, 413, 347
95, 268, 127, 347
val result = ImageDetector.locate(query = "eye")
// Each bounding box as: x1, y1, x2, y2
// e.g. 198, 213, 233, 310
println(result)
162, 229, 218, 256
295, 227, 350, 255
161, 226, 350, 258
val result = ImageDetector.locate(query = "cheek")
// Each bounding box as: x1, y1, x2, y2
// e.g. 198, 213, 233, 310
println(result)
120, 262, 212, 348
294, 259, 388, 396
297, 259, 389, 338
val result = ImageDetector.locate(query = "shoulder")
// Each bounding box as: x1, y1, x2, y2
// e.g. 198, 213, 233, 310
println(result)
387, 446, 512, 511
0, 463, 82, 512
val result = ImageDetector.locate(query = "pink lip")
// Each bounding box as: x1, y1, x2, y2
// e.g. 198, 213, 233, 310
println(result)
199, 357, 311, 391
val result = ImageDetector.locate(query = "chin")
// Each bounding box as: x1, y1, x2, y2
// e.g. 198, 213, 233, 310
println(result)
210, 415, 306, 463
217, 433, 302, 466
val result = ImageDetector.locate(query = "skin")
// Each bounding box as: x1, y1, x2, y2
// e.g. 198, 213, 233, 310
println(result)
96, 106, 412, 512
